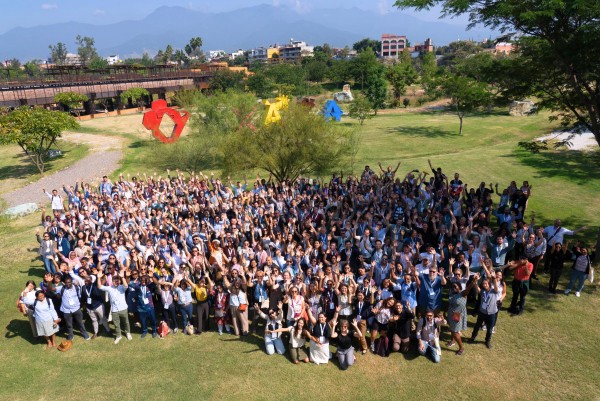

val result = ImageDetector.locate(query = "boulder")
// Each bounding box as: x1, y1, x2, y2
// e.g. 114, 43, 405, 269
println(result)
3, 203, 38, 218
509, 100, 536, 116
333, 91, 353, 103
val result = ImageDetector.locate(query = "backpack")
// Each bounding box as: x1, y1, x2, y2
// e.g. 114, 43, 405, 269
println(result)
195, 286, 208, 302
158, 321, 170, 338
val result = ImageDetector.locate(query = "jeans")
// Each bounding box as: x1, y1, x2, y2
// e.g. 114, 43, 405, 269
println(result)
42, 257, 56, 275
337, 347, 355, 370
471, 312, 497, 344
178, 303, 193, 328
111, 309, 131, 338
265, 335, 286, 355
139, 309, 157, 334
419, 340, 440, 363
566, 270, 587, 292
63, 308, 89, 340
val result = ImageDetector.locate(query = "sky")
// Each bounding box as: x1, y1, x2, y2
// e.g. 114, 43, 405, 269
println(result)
0, 0, 469, 33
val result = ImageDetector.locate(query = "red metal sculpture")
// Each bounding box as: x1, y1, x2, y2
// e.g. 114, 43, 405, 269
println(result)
142, 99, 190, 144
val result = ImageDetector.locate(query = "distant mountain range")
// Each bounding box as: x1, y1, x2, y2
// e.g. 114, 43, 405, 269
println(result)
0, 5, 498, 61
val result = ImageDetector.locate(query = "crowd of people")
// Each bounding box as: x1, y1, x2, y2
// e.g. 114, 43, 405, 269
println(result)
17, 161, 594, 367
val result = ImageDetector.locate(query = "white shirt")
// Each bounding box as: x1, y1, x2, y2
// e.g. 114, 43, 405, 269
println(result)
543, 226, 574, 246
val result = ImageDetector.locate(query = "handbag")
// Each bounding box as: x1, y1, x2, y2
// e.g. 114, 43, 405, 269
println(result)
451, 312, 461, 322
238, 303, 247, 312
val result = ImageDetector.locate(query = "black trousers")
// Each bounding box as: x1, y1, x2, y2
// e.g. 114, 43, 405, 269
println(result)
471, 312, 496, 343
63, 308, 89, 340
510, 280, 529, 313
195, 302, 210, 333
548, 268, 563, 291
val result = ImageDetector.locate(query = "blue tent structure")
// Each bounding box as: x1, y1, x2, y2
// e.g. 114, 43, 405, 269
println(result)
322, 100, 343, 122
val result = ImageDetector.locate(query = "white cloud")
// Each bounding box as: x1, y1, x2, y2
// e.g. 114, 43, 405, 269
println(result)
93, 9, 106, 16
41, 3, 58, 10
291, 0, 310, 13
377, 0, 391, 15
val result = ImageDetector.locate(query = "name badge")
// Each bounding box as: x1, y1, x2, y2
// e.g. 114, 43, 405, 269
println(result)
356, 315, 361, 322
143, 297, 149, 305
68, 299, 75, 306
429, 333, 435, 342
428, 288, 435, 297
87, 298, 92, 305
329, 302, 335, 310
58, 247, 63, 252
164, 304, 169, 310
319, 336, 326, 344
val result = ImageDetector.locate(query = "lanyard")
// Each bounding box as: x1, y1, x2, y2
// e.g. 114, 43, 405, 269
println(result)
358, 302, 363, 315
141, 286, 147, 298
320, 323, 326, 337
85, 285, 93, 298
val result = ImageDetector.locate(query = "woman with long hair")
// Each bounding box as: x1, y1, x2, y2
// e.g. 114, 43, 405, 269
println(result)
370, 297, 395, 355
446, 273, 479, 356
267, 318, 311, 364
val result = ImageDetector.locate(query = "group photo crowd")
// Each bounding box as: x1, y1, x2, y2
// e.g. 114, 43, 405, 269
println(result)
17, 161, 594, 366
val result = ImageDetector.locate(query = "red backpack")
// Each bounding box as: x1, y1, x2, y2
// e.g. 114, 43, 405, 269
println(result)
158, 321, 169, 338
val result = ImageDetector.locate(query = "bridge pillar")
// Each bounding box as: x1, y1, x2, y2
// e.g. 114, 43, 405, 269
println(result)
116, 91, 123, 115
88, 93, 97, 119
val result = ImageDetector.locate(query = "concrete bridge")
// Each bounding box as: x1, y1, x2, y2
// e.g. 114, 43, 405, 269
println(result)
0, 66, 213, 111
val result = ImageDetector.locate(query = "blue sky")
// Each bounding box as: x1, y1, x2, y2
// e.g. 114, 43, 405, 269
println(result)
1, 0, 468, 33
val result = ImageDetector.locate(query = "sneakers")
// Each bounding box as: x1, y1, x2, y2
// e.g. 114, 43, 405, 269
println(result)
486, 342, 493, 349
152, 333, 157, 339
575, 292, 581, 297
370, 343, 375, 352
218, 331, 223, 336
126, 333, 132, 341
564, 289, 571, 295
482, 324, 487, 332
141, 332, 147, 339
114, 336, 122, 345
174, 328, 178, 334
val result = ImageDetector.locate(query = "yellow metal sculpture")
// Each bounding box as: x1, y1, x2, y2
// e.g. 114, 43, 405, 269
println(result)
263, 95, 289, 125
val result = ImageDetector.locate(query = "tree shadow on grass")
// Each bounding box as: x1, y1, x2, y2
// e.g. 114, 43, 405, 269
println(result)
510, 148, 600, 185
0, 150, 73, 181
386, 125, 455, 138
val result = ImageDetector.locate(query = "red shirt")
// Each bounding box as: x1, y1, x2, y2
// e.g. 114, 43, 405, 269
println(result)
514, 262, 533, 281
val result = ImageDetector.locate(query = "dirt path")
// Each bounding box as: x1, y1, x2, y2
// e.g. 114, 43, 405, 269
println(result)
2, 132, 124, 208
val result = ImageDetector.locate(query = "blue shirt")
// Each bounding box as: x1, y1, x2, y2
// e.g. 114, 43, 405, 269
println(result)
99, 284, 128, 312
418, 274, 443, 311
56, 285, 81, 313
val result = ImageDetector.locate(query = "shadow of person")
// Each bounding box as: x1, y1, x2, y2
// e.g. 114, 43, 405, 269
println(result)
5, 319, 42, 345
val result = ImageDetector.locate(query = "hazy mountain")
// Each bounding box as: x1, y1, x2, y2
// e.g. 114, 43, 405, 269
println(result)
0, 5, 497, 60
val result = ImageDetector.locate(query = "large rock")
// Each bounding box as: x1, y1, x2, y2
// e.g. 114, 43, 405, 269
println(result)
509, 100, 536, 116
333, 85, 354, 103
4, 202, 38, 218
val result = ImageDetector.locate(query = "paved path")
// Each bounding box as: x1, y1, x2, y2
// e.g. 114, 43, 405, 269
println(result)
2, 132, 123, 208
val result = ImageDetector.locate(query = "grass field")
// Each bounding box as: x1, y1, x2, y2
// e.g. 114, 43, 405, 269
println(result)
0, 140, 88, 196
1, 109, 599, 401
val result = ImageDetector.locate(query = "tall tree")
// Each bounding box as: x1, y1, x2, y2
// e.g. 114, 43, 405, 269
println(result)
439, 72, 490, 135
54, 92, 89, 117
120, 88, 150, 109
185, 37, 203, 59
49, 42, 68, 65
0, 107, 79, 173
222, 103, 351, 182
394, 0, 600, 147
75, 35, 99, 66
353, 38, 382, 56
348, 94, 374, 125
386, 50, 418, 103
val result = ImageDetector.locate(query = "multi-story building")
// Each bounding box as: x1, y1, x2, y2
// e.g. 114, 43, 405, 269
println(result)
494, 42, 513, 55
381, 34, 407, 58
412, 38, 434, 53
249, 46, 280, 63
278, 39, 313, 62
105, 55, 121, 65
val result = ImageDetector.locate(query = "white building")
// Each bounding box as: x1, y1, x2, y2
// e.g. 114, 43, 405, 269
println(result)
208, 50, 227, 60
105, 55, 121, 65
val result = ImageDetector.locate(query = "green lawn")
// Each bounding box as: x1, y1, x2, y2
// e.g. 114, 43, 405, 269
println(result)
0, 140, 89, 196
1, 109, 599, 401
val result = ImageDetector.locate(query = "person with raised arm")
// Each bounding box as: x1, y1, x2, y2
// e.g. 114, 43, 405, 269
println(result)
97, 269, 131, 344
